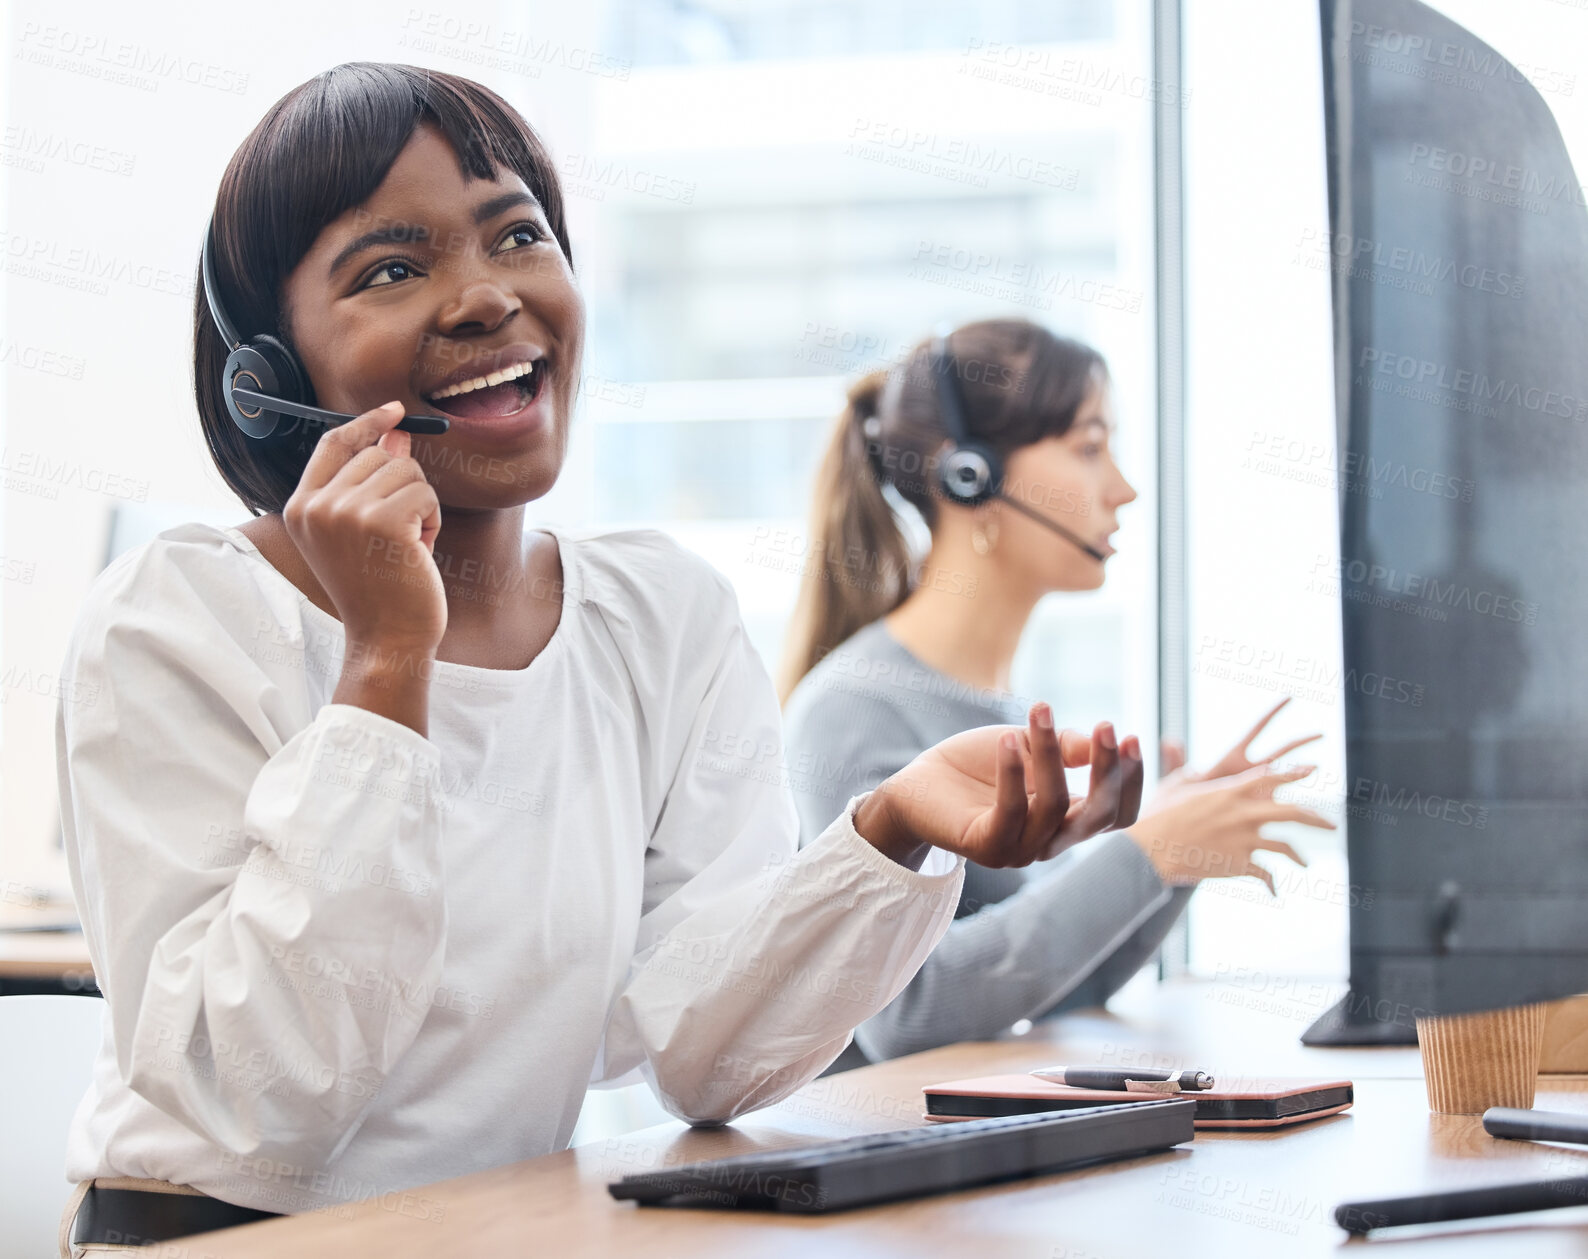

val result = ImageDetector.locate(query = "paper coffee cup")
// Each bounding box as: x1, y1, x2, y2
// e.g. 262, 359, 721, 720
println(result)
1416, 1003, 1548, 1114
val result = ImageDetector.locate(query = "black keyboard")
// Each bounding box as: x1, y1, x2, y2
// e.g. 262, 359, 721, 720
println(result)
607, 1099, 1195, 1214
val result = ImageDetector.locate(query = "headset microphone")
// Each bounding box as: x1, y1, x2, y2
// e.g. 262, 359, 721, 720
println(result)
928, 333, 1109, 564
201, 214, 449, 439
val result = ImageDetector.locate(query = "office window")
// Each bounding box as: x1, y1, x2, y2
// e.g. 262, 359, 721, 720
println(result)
565, 0, 1162, 759
605, 0, 1114, 66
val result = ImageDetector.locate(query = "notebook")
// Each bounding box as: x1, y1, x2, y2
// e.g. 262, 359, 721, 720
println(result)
922, 1074, 1353, 1128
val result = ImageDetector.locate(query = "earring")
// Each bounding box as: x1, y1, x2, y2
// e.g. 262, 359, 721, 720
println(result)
971, 512, 1000, 556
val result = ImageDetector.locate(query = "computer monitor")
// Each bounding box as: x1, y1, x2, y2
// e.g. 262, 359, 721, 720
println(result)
1304, 0, 1588, 1044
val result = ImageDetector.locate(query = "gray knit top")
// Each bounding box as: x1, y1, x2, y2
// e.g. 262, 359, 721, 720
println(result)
781, 619, 1192, 1070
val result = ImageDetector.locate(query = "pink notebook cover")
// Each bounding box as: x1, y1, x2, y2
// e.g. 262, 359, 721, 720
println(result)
922, 1073, 1354, 1129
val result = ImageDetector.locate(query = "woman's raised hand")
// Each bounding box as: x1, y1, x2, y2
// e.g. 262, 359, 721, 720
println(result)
282, 402, 447, 657
1155, 696, 1321, 801
853, 704, 1145, 870
1129, 698, 1330, 892
1126, 761, 1333, 894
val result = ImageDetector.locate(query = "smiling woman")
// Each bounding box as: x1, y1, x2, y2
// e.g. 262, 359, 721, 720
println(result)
52, 62, 1145, 1256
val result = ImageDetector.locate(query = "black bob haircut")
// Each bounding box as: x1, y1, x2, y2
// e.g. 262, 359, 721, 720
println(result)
193, 62, 573, 515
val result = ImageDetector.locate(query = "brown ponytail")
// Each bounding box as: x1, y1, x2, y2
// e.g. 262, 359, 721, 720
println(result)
775, 369, 913, 705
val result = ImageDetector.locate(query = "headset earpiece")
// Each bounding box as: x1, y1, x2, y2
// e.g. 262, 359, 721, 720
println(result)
204, 214, 314, 440
937, 438, 1003, 506
221, 335, 311, 439
929, 335, 1005, 506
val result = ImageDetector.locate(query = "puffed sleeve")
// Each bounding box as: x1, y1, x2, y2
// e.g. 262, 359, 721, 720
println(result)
55, 538, 449, 1163
591, 605, 965, 1125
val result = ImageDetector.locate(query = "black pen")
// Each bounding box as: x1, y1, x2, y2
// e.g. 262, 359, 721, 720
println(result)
1336, 1177, 1588, 1233
1029, 1066, 1216, 1092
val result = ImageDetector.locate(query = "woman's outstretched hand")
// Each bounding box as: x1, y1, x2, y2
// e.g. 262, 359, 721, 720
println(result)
1155, 696, 1321, 799
1132, 696, 1331, 894
852, 703, 1145, 871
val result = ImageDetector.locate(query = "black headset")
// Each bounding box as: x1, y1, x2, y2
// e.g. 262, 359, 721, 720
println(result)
927, 332, 1108, 563
201, 214, 448, 439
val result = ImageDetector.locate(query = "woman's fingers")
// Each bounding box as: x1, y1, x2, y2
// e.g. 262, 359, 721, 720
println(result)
368, 481, 445, 553
1073, 722, 1123, 834
989, 731, 1029, 856
1252, 837, 1308, 867
1058, 729, 1092, 768
1023, 705, 1069, 846
1237, 697, 1292, 752
1221, 761, 1316, 800
1259, 803, 1337, 830
1262, 732, 1325, 763
1114, 735, 1145, 827
296, 401, 407, 494
377, 427, 411, 461
1245, 860, 1278, 896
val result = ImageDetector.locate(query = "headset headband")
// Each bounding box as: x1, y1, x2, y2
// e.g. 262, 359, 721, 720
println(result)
201, 215, 243, 350
929, 332, 972, 446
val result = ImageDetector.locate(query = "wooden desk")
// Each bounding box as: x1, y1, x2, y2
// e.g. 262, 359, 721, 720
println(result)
173, 980, 1588, 1256
0, 927, 93, 984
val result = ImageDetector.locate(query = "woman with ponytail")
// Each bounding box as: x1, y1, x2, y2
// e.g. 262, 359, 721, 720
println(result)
780, 318, 1334, 1072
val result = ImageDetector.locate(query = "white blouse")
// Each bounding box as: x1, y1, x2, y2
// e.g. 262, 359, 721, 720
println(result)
55, 521, 964, 1213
